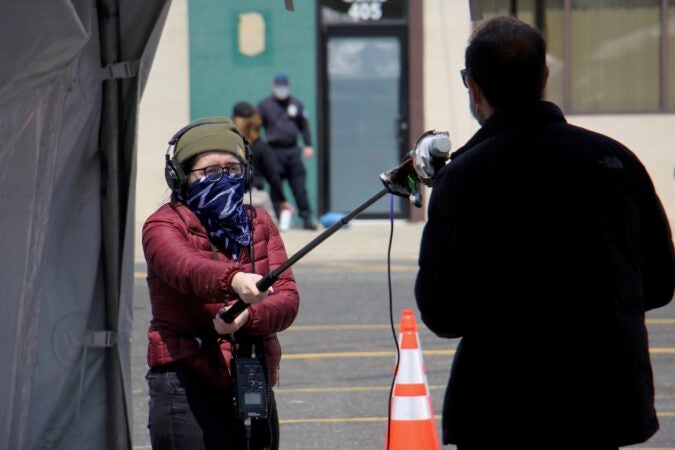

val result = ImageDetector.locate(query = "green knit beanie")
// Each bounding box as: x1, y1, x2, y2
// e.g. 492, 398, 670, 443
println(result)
173, 117, 247, 166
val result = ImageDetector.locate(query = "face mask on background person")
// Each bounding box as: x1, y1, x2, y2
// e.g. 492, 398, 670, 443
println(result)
273, 85, 290, 100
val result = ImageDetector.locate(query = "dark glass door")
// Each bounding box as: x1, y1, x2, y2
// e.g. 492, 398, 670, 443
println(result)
322, 27, 408, 217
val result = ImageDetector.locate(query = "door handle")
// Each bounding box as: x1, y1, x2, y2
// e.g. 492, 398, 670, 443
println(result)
396, 116, 408, 147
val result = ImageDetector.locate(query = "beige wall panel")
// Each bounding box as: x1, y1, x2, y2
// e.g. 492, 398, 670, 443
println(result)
423, 0, 479, 153
135, 0, 190, 261
422, 0, 479, 215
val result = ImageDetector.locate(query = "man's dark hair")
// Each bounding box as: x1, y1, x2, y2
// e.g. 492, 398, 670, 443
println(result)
232, 101, 257, 118
465, 16, 547, 109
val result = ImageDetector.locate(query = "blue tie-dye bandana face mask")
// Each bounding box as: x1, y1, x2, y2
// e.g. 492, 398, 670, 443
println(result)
181, 174, 251, 261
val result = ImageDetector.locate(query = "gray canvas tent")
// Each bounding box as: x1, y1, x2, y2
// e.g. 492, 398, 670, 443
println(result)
1, 1, 170, 448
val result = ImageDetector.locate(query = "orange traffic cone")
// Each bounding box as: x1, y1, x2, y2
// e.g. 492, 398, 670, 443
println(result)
384, 309, 440, 450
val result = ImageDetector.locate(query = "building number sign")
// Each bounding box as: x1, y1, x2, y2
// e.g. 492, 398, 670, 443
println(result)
343, 0, 386, 22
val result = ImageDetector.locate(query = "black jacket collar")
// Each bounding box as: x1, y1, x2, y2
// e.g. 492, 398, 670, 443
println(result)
450, 101, 567, 160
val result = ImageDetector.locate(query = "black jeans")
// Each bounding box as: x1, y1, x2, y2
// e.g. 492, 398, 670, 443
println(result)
147, 365, 279, 450
268, 144, 311, 220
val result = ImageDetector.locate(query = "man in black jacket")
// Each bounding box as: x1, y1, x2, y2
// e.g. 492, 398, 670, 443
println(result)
415, 16, 674, 449
258, 74, 317, 230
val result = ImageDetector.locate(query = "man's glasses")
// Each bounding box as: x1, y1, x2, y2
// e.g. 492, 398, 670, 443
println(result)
190, 163, 244, 182
460, 68, 469, 88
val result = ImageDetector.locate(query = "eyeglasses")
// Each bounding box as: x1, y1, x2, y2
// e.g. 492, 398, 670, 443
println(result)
190, 163, 244, 182
460, 68, 469, 88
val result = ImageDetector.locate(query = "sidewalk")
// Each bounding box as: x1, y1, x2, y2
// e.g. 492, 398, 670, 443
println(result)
133, 219, 426, 264
278, 219, 425, 263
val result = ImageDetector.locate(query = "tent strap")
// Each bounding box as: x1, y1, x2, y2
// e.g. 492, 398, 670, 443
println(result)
100, 60, 139, 80
76, 330, 117, 419
85, 330, 117, 347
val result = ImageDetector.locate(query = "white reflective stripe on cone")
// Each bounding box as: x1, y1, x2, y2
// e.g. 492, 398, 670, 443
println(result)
391, 395, 433, 421
397, 349, 425, 384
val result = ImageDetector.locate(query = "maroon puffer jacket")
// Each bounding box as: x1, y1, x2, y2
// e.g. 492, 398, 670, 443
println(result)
142, 199, 299, 391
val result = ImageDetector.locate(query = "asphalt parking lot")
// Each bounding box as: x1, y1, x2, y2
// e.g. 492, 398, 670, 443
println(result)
131, 221, 675, 449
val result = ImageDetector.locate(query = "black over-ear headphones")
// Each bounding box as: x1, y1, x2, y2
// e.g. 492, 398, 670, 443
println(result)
164, 118, 253, 194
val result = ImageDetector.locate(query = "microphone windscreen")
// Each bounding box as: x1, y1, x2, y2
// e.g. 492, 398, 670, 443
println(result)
412, 130, 451, 180
426, 132, 451, 158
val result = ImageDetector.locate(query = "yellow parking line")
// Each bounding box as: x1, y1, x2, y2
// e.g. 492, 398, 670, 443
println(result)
289, 324, 391, 331
134, 264, 417, 279
284, 350, 399, 360
281, 416, 386, 424
300, 265, 416, 272
276, 385, 445, 394
283, 349, 452, 360
281, 419, 675, 430
277, 385, 390, 394
307, 266, 415, 273
284, 348, 675, 360
288, 320, 675, 331
650, 348, 675, 354
279, 414, 675, 427
647, 318, 675, 324
280, 415, 442, 424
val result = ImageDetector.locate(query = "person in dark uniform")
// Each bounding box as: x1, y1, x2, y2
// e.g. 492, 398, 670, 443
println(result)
258, 74, 317, 230
231, 101, 294, 222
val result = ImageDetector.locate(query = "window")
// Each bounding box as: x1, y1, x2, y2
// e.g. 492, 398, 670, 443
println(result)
480, 0, 673, 113
669, 0, 675, 109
